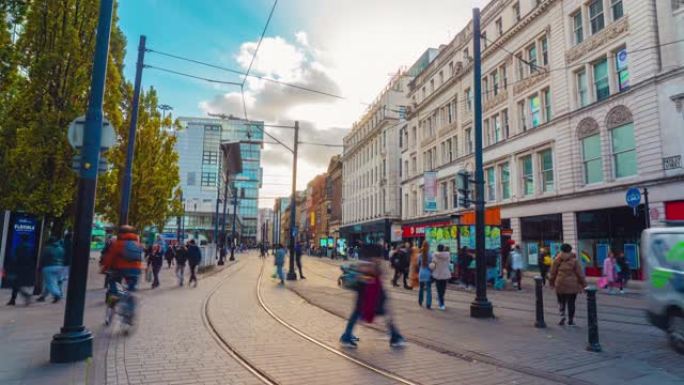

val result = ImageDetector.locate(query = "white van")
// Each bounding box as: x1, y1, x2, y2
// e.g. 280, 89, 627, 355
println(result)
642, 227, 684, 354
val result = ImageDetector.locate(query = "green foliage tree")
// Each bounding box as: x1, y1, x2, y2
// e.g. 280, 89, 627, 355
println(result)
96, 86, 182, 232
0, 0, 126, 235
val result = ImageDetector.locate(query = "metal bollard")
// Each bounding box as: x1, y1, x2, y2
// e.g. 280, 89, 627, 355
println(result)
585, 286, 602, 352
534, 276, 546, 328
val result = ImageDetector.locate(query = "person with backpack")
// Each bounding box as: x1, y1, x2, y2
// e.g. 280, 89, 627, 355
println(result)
36, 236, 65, 303
432, 244, 451, 311
147, 244, 164, 289
339, 243, 405, 349
537, 247, 552, 286
100, 225, 144, 321
175, 243, 188, 286
186, 239, 202, 287
417, 242, 433, 309
274, 244, 286, 285
549, 243, 587, 326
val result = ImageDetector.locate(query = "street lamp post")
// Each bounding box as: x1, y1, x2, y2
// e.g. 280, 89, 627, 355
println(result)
287, 121, 300, 280
158, 104, 173, 130
229, 185, 239, 261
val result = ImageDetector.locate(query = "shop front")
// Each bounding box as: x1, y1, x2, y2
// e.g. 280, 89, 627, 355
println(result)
339, 219, 394, 247
401, 218, 452, 246
576, 206, 646, 278
519, 214, 563, 269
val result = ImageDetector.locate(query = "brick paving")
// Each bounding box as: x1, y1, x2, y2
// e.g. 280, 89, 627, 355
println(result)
289, 256, 684, 385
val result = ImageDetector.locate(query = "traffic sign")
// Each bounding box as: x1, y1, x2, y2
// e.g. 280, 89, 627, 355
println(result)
625, 187, 641, 208
67, 115, 116, 150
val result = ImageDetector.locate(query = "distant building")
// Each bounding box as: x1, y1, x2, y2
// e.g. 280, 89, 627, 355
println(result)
257, 208, 274, 245
171, 116, 264, 245
326, 155, 343, 242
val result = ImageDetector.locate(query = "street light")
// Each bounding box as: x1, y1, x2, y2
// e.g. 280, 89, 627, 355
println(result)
158, 104, 173, 130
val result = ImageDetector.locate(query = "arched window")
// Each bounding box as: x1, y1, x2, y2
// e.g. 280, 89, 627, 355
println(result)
577, 118, 603, 184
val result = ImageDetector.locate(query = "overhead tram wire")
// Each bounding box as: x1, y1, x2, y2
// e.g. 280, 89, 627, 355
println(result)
243, 0, 278, 87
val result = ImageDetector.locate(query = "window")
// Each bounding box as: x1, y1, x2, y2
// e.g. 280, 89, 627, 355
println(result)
201, 172, 217, 187
441, 182, 448, 210
573, 11, 584, 44
529, 94, 541, 128
486, 167, 496, 201
439, 71, 444, 85
483, 78, 489, 101
611, 123, 637, 178
513, 2, 521, 21
430, 79, 435, 92
502, 109, 510, 138
404, 160, 408, 178
447, 138, 453, 162
540, 149, 554, 192
449, 62, 454, 76
500, 163, 511, 199
593, 58, 609, 101
492, 71, 499, 96
615, 48, 629, 92
589, 0, 605, 35
527, 44, 538, 73
522, 155, 534, 196
412, 126, 417, 145
518, 100, 527, 132
541, 35, 548, 66
611, 0, 623, 21
484, 119, 491, 146
482, 32, 488, 48
496, 18, 503, 36
453, 136, 459, 158
465, 88, 473, 112
501, 64, 508, 89
493, 114, 502, 143
582, 134, 603, 184
577, 70, 588, 107
466, 128, 473, 154
463, 48, 470, 61
422, 87, 426, 99
516, 53, 525, 80
543, 88, 552, 122
447, 102, 453, 123
202, 151, 218, 165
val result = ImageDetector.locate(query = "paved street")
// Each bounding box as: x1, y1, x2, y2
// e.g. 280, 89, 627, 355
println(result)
1, 251, 682, 385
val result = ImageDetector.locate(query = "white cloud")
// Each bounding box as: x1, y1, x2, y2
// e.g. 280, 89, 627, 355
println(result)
295, 31, 309, 47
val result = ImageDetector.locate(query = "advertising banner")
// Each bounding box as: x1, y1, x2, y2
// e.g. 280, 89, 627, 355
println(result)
2, 213, 40, 288
423, 172, 438, 212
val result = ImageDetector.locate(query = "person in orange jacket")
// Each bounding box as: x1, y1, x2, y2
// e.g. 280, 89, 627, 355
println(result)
101, 225, 144, 323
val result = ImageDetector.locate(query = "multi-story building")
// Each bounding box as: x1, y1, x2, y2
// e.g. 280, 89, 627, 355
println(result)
257, 208, 274, 245
326, 155, 343, 242
173, 116, 264, 244
400, 0, 684, 276
273, 197, 289, 246
341, 71, 409, 245
305, 174, 328, 246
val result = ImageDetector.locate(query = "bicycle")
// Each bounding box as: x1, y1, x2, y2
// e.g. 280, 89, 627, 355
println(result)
104, 271, 137, 331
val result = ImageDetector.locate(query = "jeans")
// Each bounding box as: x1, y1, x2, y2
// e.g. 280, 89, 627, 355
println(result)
434, 279, 447, 307
557, 293, 577, 322
341, 309, 401, 342
514, 269, 522, 290
276, 264, 284, 282
176, 264, 185, 285
296, 255, 304, 278
42, 265, 64, 299
188, 264, 198, 284
418, 280, 432, 308
538, 266, 548, 285
108, 271, 139, 317
151, 264, 161, 287
392, 268, 409, 287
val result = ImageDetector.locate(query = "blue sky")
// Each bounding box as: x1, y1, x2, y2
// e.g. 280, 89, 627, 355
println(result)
117, 0, 488, 207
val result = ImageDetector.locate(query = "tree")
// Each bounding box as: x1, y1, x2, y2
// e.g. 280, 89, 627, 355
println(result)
0, 0, 126, 235
96, 86, 182, 232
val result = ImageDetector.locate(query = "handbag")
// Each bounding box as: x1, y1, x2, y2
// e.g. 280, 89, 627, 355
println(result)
597, 276, 609, 289
428, 261, 436, 271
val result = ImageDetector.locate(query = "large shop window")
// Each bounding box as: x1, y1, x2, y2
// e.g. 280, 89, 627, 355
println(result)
520, 214, 563, 266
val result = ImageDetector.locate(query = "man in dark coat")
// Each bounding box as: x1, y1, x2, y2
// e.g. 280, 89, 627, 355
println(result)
186, 240, 202, 287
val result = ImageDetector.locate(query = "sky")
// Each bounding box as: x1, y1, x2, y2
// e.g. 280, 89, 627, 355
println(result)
118, 0, 490, 208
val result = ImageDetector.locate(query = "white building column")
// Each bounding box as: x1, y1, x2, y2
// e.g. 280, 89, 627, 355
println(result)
510, 217, 522, 246
562, 212, 577, 249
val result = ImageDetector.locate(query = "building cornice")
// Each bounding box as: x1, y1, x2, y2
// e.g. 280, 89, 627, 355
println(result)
565, 16, 629, 65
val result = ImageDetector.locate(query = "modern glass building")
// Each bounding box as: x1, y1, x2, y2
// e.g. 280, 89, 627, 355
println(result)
170, 116, 263, 244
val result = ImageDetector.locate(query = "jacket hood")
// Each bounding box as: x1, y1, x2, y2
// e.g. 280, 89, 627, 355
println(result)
557, 251, 575, 262
118, 232, 139, 242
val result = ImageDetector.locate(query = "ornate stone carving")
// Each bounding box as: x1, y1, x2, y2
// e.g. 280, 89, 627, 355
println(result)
565, 17, 629, 64
513, 69, 549, 95
577, 117, 599, 138
484, 90, 509, 112
605, 105, 633, 129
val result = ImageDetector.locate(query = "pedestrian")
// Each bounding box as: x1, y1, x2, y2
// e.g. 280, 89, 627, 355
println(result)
295, 241, 305, 279
398, 242, 412, 289
339, 243, 405, 349
417, 242, 433, 309
549, 243, 587, 326
537, 247, 551, 286
616, 252, 630, 294
274, 243, 286, 285
164, 244, 175, 268
187, 239, 202, 287
602, 250, 618, 294
100, 235, 115, 289
408, 242, 420, 289
59, 231, 72, 294
389, 244, 401, 287
432, 244, 451, 311
458, 246, 470, 289
147, 244, 163, 288
511, 245, 524, 290
36, 235, 65, 303
175, 243, 188, 286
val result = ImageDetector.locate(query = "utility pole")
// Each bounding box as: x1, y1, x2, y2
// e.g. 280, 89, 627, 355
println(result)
51, 0, 114, 363
218, 181, 229, 265
287, 121, 300, 280
119, 35, 146, 225
470, 7, 494, 319
177, 191, 183, 245
229, 185, 239, 261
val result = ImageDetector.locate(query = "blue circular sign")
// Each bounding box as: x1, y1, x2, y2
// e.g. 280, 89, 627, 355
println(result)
625, 187, 641, 208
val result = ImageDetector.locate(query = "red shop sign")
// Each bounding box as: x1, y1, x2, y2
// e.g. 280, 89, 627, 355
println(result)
402, 221, 451, 238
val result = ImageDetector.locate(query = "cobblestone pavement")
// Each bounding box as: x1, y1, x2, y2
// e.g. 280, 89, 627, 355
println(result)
288, 256, 684, 385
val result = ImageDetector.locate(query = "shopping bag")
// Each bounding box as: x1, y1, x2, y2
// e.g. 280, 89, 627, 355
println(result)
597, 277, 608, 289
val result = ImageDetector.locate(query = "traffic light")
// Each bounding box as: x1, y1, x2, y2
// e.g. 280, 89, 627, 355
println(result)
457, 170, 472, 208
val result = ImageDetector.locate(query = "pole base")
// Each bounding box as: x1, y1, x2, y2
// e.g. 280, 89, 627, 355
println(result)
535, 321, 547, 328
228, 256, 235, 261
586, 342, 602, 352
50, 329, 93, 363
470, 300, 494, 318
286, 272, 298, 281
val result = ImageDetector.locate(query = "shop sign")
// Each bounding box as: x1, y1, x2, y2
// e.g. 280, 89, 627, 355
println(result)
390, 225, 403, 242
423, 172, 438, 212
663, 155, 682, 170
625, 187, 641, 209
402, 221, 451, 238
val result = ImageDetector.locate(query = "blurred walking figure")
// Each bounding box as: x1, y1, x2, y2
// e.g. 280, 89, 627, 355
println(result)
187, 239, 202, 287
432, 244, 451, 310
295, 241, 305, 279
60, 232, 72, 294
601, 251, 618, 294
549, 243, 587, 326
175, 243, 188, 286
339, 244, 405, 349
458, 246, 474, 290
274, 244, 286, 285
511, 245, 524, 290
417, 242, 433, 309
36, 236, 65, 303
616, 252, 630, 294
391, 244, 410, 288
147, 244, 163, 288
164, 244, 175, 268
408, 242, 420, 289
5, 235, 35, 306
538, 247, 552, 286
